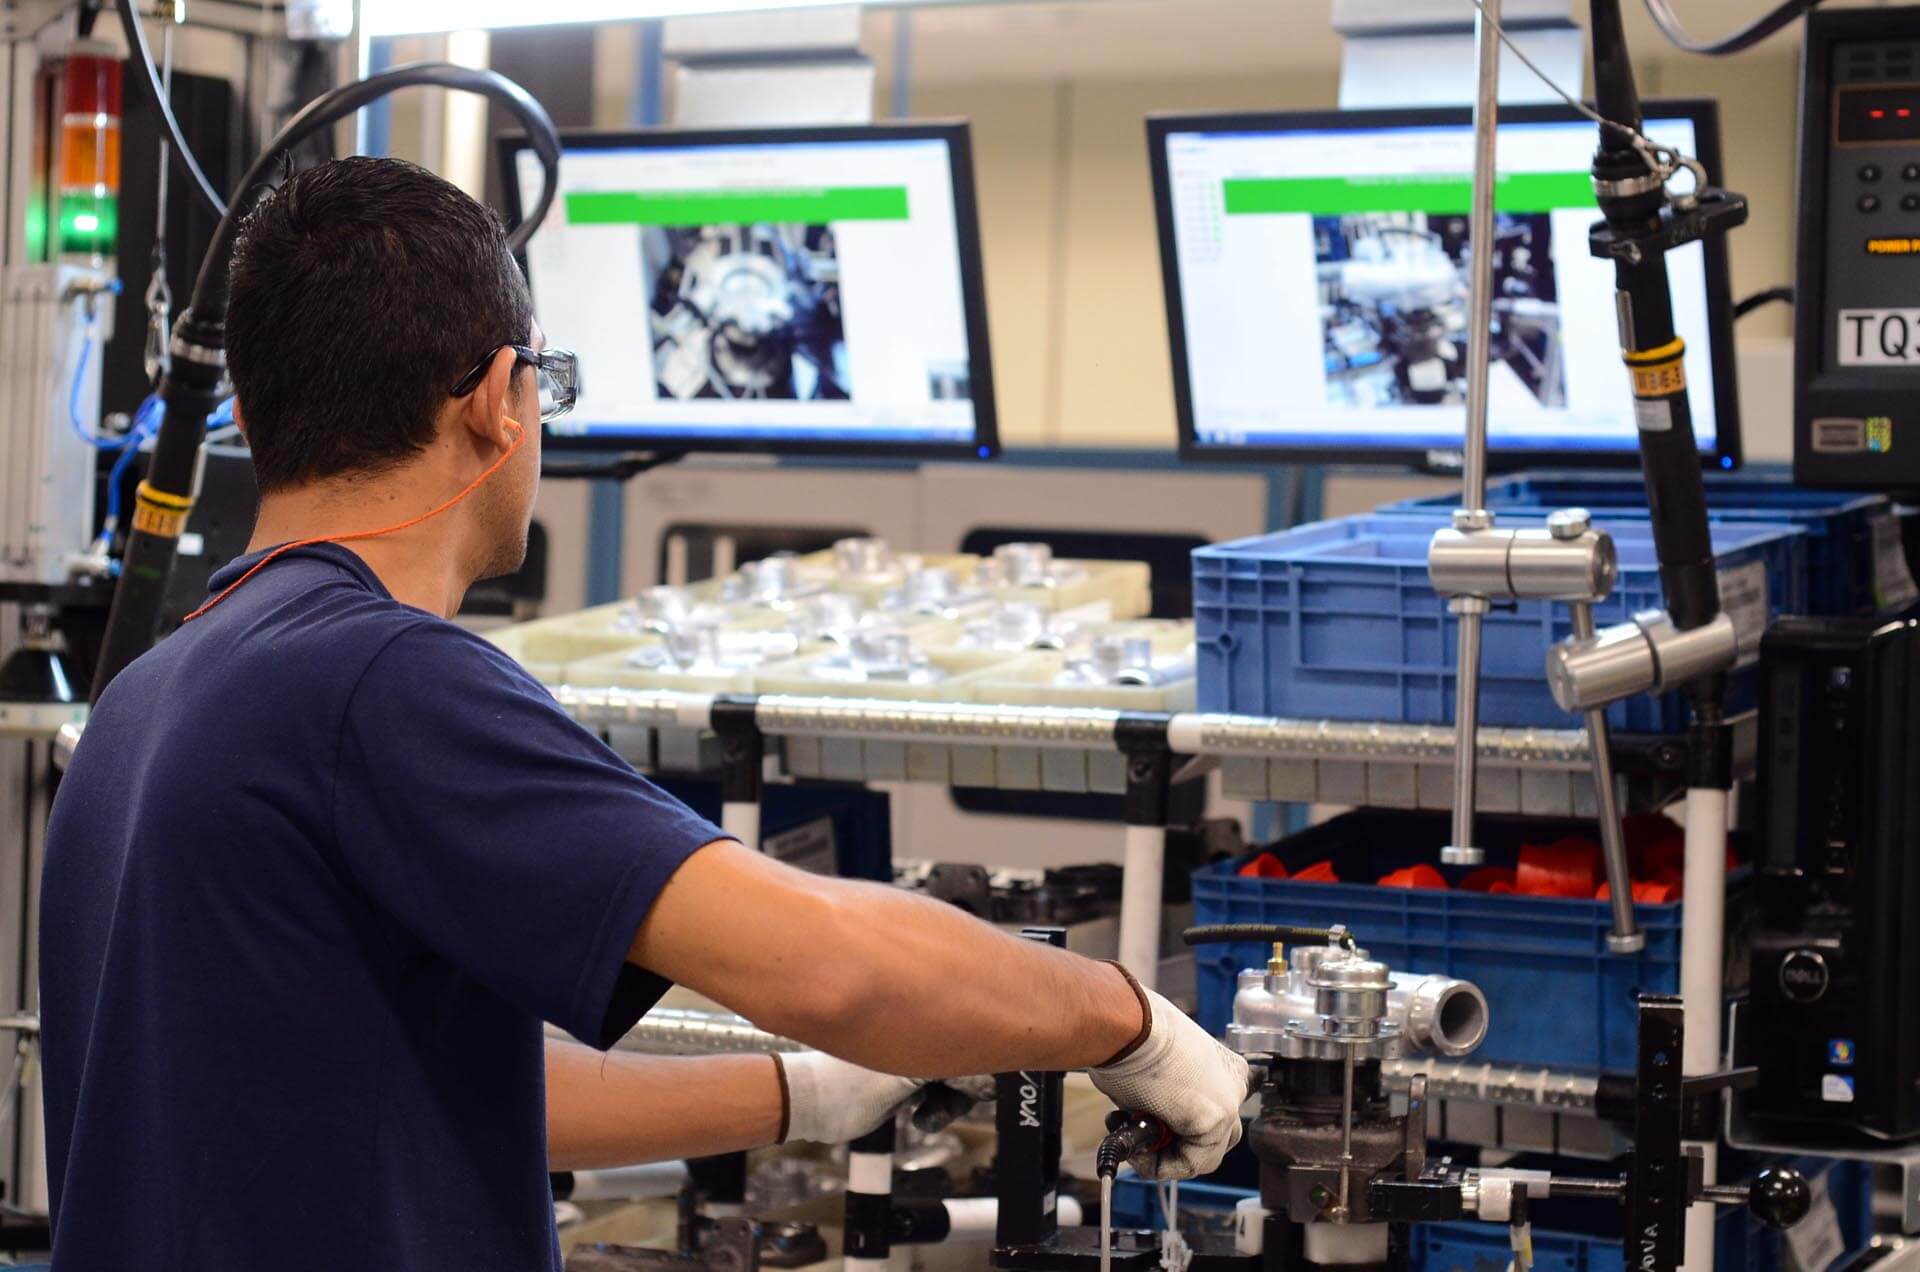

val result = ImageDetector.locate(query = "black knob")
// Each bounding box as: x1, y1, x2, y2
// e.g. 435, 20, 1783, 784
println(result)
1862, 164, 1884, 182
1861, 194, 1883, 214
1748, 1167, 1813, 1231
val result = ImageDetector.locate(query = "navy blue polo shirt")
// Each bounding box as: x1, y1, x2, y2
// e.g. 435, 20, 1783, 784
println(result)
40, 542, 726, 1271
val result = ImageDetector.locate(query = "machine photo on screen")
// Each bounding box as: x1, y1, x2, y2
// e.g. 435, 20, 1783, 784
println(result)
1148, 101, 1741, 471
499, 122, 999, 459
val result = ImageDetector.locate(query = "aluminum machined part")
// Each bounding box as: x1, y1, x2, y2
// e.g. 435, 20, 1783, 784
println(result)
1378, 1057, 1601, 1113
613, 1009, 804, 1056
1546, 609, 1741, 712
1229, 946, 1489, 1061
1303, 954, 1395, 1044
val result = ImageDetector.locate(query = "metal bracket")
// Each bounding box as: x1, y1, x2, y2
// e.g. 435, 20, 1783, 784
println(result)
1116, 714, 1176, 827
1724, 1000, 1920, 1235
710, 695, 765, 806
1625, 995, 1689, 1272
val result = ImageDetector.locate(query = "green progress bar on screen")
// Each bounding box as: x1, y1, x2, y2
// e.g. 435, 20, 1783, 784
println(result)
1223, 171, 1596, 216
566, 186, 911, 226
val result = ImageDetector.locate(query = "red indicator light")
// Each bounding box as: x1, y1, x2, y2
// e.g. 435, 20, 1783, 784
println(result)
1901, 108, 1914, 118
1872, 109, 1888, 119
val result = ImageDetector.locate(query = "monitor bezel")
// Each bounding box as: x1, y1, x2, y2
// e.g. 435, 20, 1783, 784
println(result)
1146, 99, 1743, 473
498, 120, 1001, 460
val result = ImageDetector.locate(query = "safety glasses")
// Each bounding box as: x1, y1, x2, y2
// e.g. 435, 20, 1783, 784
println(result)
449, 343, 580, 423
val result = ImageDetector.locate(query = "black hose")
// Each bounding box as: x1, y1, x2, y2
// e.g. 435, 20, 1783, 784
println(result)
1733, 286, 1793, 320
187, 60, 561, 318
1640, 0, 1826, 57
91, 63, 561, 702
117, 0, 227, 218
1182, 923, 1356, 950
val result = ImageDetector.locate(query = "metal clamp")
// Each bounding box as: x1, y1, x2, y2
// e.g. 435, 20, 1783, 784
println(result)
1427, 507, 1619, 869
1546, 610, 1740, 713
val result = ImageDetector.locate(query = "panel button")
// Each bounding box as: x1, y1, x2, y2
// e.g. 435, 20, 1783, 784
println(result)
1905, 163, 1920, 182
1862, 163, 1885, 182
1861, 193, 1883, 213
1905, 194, 1920, 212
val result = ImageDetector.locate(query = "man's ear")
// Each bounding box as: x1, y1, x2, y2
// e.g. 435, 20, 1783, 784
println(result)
456, 345, 522, 452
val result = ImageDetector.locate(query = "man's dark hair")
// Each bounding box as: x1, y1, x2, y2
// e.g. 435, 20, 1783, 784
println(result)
226, 156, 533, 493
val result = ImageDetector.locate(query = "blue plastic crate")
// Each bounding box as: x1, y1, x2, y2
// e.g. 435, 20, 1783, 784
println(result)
1110, 1157, 1872, 1272
1190, 810, 1734, 1074
1379, 473, 1891, 618
1193, 515, 1807, 732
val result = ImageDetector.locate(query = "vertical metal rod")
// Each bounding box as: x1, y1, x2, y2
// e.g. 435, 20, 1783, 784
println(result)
1571, 604, 1644, 953
1336, 1045, 1356, 1216
1441, 0, 1505, 867
1461, 0, 1503, 512
1446, 602, 1487, 863
890, 11, 914, 119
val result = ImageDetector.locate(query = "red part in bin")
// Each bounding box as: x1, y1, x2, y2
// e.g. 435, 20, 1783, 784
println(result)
1517, 837, 1602, 897
1378, 864, 1449, 890
1238, 853, 1288, 879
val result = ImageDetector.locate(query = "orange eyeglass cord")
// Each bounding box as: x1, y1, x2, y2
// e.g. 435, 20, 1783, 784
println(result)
183, 419, 528, 623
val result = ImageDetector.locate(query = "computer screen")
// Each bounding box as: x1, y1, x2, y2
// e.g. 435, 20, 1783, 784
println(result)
501, 123, 998, 458
1149, 101, 1740, 470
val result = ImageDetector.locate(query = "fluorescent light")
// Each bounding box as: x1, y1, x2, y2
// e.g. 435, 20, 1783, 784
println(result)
363, 0, 964, 37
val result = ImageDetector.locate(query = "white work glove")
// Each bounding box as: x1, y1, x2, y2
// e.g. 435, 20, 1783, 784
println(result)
774, 1052, 996, 1145
1088, 984, 1250, 1180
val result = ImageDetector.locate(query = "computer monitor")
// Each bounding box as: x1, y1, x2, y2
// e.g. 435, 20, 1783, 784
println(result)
500, 122, 999, 459
1148, 100, 1741, 470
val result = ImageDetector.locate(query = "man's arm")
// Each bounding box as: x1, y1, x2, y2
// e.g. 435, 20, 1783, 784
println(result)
546, 1040, 781, 1171
630, 840, 1143, 1076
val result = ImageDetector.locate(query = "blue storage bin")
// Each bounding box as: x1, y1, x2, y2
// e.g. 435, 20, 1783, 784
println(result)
1188, 810, 1749, 1074
1379, 473, 1891, 618
1109, 1156, 1872, 1272
1193, 515, 1806, 732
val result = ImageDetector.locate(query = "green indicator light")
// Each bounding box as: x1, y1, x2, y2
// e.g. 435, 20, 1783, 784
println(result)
24, 192, 50, 263
57, 191, 117, 255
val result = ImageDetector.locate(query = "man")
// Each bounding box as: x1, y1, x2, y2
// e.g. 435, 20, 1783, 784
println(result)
39, 157, 1248, 1271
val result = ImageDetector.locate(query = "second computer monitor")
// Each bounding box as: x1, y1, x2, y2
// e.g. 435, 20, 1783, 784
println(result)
1149, 101, 1740, 470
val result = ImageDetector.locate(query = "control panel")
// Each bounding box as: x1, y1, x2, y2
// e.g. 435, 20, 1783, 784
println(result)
1796, 7, 1920, 492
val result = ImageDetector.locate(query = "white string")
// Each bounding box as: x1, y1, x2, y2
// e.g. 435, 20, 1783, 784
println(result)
1100, 1174, 1113, 1272
1157, 1180, 1192, 1272
1461, 0, 1704, 188
1462, 0, 1631, 135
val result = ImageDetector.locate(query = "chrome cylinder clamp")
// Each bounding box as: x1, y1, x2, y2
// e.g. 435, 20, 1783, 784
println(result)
1546, 609, 1740, 713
